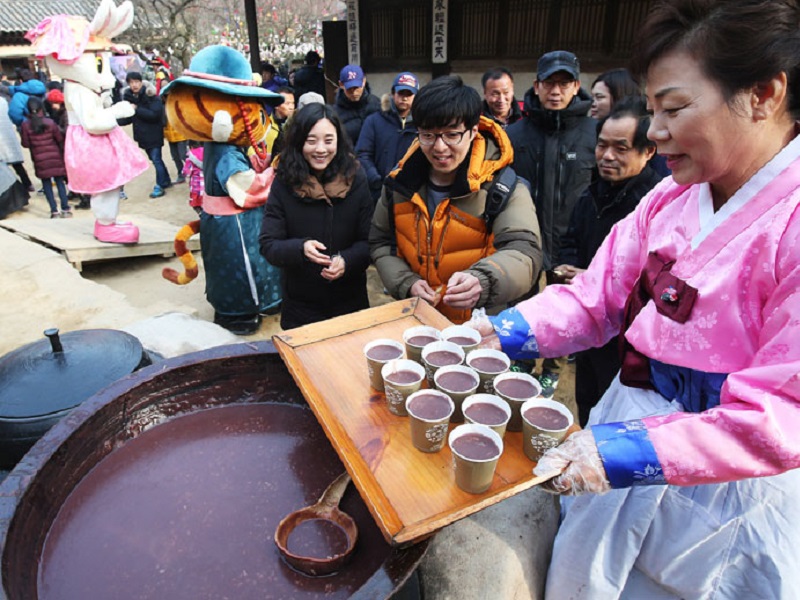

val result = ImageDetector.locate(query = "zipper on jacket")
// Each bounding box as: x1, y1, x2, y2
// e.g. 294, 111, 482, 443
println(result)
556, 143, 566, 210
433, 212, 451, 270
415, 211, 424, 266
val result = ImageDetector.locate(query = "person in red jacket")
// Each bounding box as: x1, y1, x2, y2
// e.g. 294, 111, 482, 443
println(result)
20, 96, 71, 218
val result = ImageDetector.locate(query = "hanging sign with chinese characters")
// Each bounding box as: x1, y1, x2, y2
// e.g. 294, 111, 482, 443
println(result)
346, 0, 361, 65
432, 0, 448, 64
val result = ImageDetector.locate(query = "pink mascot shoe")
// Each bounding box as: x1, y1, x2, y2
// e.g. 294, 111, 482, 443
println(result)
94, 220, 139, 244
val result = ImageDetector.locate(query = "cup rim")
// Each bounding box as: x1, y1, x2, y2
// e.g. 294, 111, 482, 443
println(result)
381, 358, 426, 384
462, 393, 512, 424
448, 423, 504, 462
406, 389, 455, 422
440, 325, 482, 345
466, 348, 511, 372
492, 371, 542, 400
364, 338, 405, 360
520, 398, 574, 432
433, 364, 480, 393
402, 326, 442, 346
421, 340, 466, 364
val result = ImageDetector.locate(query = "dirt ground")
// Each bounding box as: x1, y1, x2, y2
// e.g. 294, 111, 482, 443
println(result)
1, 129, 576, 414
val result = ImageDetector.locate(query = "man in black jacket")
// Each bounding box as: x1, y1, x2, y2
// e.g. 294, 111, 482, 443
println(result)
333, 64, 381, 147
553, 97, 663, 425
292, 51, 326, 100
119, 72, 170, 198
507, 50, 596, 396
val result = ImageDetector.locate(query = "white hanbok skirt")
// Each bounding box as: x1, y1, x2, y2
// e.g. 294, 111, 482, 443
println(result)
546, 376, 800, 599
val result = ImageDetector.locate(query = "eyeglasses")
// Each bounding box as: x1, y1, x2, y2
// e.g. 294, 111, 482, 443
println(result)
418, 130, 470, 146
538, 79, 576, 90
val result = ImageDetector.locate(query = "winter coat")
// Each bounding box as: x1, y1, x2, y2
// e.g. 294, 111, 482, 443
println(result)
118, 82, 165, 150
332, 86, 381, 147
506, 87, 596, 270
259, 166, 373, 329
481, 98, 524, 128
0, 98, 24, 164
7, 80, 46, 126
370, 116, 542, 324
355, 94, 417, 200
292, 64, 326, 99
20, 117, 67, 179
558, 165, 664, 268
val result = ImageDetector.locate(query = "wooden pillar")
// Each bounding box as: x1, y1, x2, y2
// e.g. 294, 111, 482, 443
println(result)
243, 0, 260, 73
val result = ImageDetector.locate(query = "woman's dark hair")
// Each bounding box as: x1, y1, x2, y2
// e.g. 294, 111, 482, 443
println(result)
411, 75, 482, 131
591, 68, 640, 105
27, 96, 46, 134
597, 95, 656, 153
631, 0, 800, 118
276, 102, 357, 189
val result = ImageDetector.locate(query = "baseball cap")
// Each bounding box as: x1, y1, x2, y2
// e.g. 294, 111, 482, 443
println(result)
339, 65, 365, 89
537, 51, 580, 81
392, 72, 419, 94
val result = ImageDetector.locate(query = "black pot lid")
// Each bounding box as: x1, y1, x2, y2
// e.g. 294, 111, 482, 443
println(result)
0, 329, 146, 419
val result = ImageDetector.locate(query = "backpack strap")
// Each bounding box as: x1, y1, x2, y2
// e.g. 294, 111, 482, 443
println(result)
484, 165, 518, 230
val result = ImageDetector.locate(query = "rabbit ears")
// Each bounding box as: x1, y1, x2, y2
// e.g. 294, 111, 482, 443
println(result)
90, 0, 134, 39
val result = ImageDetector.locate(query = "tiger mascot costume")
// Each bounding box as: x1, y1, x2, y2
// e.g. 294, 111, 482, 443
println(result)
160, 45, 283, 335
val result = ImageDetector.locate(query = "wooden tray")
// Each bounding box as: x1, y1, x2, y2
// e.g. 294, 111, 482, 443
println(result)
273, 298, 551, 546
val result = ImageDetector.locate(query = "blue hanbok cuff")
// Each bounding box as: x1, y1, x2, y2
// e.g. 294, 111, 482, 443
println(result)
488, 307, 539, 361
592, 420, 667, 488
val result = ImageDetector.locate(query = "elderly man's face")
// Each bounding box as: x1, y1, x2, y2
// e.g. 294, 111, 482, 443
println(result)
483, 74, 514, 121
595, 115, 654, 184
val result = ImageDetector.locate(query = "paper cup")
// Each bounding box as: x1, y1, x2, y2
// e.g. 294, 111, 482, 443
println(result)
448, 424, 503, 494
440, 325, 482, 355
492, 372, 542, 432
381, 359, 425, 416
421, 341, 465, 387
520, 398, 574, 462
406, 390, 454, 453
433, 364, 480, 423
466, 349, 511, 393
462, 394, 511, 439
402, 326, 442, 364
364, 339, 405, 391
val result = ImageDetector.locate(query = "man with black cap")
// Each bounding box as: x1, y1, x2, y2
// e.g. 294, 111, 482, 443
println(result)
356, 71, 419, 201
332, 64, 381, 147
506, 50, 596, 397
292, 50, 326, 100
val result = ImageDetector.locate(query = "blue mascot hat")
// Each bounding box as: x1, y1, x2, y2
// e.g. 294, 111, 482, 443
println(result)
161, 45, 283, 105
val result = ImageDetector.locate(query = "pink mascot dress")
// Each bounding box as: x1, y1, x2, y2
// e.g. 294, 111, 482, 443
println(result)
25, 0, 148, 244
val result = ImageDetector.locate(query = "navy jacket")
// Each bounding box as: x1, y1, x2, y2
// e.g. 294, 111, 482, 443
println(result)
507, 88, 596, 270
355, 95, 417, 200
332, 86, 381, 147
118, 84, 165, 150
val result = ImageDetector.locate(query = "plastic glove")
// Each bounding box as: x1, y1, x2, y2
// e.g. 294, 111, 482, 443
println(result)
466, 308, 502, 351
533, 429, 611, 496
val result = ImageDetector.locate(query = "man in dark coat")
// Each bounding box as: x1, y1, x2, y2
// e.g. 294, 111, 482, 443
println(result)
292, 51, 326, 100
553, 97, 663, 425
506, 50, 597, 396
481, 67, 523, 128
356, 71, 419, 201
118, 71, 170, 198
332, 64, 381, 147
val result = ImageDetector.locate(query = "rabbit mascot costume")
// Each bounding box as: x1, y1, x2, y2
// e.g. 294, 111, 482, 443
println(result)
160, 45, 283, 335
25, 0, 148, 244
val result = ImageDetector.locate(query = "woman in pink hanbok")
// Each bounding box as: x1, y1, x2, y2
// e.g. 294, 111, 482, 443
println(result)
472, 1, 800, 597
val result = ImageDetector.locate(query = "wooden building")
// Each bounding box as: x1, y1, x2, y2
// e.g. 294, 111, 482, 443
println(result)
324, 0, 656, 93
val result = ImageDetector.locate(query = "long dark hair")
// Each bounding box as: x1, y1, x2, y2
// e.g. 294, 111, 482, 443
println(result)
276, 103, 357, 190
591, 68, 640, 105
27, 96, 46, 134
631, 0, 800, 118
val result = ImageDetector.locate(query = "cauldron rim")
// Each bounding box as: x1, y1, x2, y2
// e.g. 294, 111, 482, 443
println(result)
0, 341, 428, 600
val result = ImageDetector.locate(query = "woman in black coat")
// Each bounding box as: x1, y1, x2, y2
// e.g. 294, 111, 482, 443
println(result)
259, 103, 373, 330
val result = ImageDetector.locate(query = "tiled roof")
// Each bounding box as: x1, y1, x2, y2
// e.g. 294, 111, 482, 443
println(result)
0, 0, 102, 34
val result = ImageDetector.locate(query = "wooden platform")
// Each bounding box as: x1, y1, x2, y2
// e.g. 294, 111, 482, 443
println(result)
0, 216, 199, 270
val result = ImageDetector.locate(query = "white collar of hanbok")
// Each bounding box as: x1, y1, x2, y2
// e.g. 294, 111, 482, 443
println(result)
693, 131, 800, 249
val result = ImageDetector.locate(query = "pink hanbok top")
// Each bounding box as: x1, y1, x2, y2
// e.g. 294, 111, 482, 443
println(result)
493, 131, 800, 488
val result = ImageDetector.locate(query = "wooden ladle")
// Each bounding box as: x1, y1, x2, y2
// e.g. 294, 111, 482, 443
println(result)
274, 472, 358, 577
